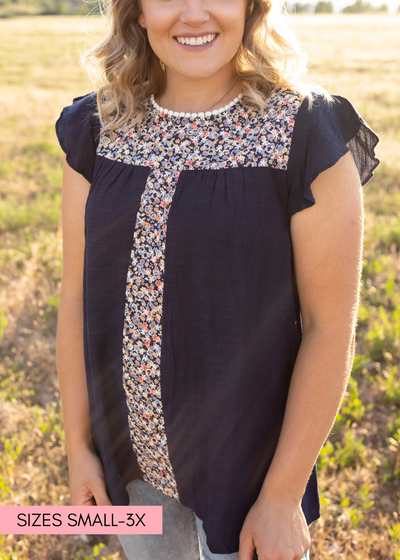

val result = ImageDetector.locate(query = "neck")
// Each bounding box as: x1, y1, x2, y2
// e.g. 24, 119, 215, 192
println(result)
157, 67, 242, 114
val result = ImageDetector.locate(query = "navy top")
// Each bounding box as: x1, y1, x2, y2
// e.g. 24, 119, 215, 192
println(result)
55, 88, 379, 554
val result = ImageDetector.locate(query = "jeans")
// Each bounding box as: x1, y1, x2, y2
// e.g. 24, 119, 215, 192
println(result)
118, 479, 310, 560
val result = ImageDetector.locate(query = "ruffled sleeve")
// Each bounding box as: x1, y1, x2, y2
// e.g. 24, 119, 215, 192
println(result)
287, 94, 380, 217
55, 92, 101, 184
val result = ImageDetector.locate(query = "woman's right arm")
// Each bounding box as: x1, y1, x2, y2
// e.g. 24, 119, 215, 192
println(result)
56, 156, 111, 506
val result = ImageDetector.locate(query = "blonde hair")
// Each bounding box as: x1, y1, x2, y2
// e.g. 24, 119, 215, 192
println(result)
81, 0, 330, 135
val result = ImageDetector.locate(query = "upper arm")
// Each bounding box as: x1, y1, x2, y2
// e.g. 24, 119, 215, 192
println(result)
60, 155, 91, 302
290, 150, 363, 335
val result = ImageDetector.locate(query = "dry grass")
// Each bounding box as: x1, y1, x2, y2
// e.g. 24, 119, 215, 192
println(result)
293, 14, 400, 560
0, 14, 399, 560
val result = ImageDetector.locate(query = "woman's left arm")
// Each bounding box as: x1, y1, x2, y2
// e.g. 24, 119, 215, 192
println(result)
238, 149, 364, 560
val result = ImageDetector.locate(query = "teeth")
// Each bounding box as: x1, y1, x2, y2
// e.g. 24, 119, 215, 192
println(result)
176, 33, 216, 46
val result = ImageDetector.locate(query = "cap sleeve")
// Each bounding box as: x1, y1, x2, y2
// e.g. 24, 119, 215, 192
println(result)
55, 92, 101, 184
287, 94, 380, 217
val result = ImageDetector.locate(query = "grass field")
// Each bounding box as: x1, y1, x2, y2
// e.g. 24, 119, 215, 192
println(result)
0, 13, 399, 560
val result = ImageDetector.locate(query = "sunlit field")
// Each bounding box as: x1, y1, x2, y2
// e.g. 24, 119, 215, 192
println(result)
0, 14, 399, 560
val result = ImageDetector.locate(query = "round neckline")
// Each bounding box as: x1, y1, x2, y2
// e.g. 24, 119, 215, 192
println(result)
150, 93, 243, 119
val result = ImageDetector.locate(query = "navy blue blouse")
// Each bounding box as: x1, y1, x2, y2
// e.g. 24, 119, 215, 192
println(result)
55, 89, 379, 554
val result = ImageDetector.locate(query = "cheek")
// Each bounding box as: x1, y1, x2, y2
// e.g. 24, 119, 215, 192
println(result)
223, 17, 246, 49
218, 6, 246, 40
146, 20, 171, 55
146, 8, 180, 50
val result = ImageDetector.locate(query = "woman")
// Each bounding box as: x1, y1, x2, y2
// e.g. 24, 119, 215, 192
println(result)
55, 0, 379, 558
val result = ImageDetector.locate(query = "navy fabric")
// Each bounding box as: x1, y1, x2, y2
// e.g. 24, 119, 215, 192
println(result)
83, 156, 150, 503
55, 91, 379, 554
55, 92, 100, 183
287, 95, 379, 216
160, 165, 310, 548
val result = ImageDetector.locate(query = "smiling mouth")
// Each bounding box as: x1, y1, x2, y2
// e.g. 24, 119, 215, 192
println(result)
175, 33, 218, 46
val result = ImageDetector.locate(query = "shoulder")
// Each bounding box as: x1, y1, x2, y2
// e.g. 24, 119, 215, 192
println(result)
288, 90, 379, 185
244, 88, 305, 169
69, 91, 98, 111
259, 87, 363, 137
61, 91, 98, 116
292, 92, 364, 144
283, 89, 379, 217
55, 92, 101, 183
259, 87, 305, 131
56, 91, 100, 145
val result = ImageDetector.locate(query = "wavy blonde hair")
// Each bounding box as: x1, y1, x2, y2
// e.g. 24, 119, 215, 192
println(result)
81, 0, 330, 135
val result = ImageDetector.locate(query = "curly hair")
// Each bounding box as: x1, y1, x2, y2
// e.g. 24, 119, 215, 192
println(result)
81, 0, 330, 135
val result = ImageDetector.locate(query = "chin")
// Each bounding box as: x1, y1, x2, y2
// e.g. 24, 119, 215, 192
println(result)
172, 65, 226, 81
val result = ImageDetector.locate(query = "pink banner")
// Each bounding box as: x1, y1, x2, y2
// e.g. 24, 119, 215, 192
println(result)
0, 506, 162, 534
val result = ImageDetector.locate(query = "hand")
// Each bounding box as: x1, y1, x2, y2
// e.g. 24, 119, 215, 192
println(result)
67, 446, 112, 506
238, 493, 310, 560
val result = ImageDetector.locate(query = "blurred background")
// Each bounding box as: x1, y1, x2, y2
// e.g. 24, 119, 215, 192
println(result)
0, 6, 399, 560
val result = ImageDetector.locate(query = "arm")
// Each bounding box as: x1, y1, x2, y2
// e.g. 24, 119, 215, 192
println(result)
238, 150, 363, 560
56, 156, 111, 506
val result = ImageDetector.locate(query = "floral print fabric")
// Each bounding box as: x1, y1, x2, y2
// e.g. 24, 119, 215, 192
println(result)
98, 89, 303, 171
122, 169, 180, 499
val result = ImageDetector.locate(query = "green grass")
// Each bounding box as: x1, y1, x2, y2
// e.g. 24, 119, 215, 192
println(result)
0, 191, 61, 233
